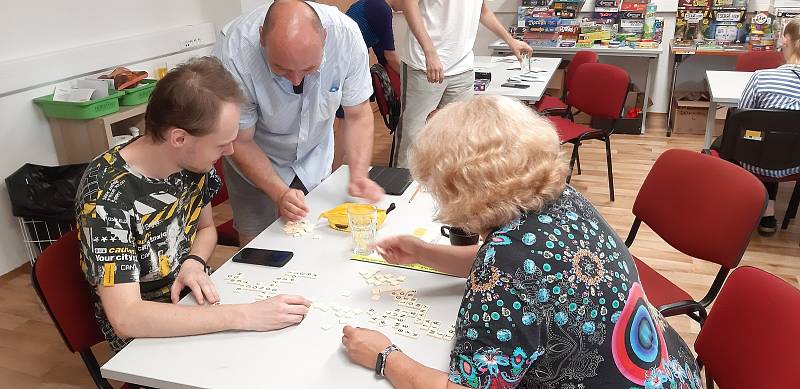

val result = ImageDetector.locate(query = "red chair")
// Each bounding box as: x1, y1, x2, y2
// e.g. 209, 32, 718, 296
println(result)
548, 63, 630, 201
370, 63, 401, 166
212, 159, 239, 247
534, 50, 599, 115
694, 266, 800, 389
625, 149, 766, 324
31, 230, 123, 389
735, 50, 785, 72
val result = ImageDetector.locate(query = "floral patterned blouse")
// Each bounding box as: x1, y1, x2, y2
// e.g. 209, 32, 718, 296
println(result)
448, 186, 703, 389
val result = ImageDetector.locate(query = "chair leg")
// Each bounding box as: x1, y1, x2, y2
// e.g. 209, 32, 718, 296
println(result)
79, 351, 114, 389
566, 143, 579, 184
604, 136, 615, 202
781, 181, 800, 230
575, 147, 582, 175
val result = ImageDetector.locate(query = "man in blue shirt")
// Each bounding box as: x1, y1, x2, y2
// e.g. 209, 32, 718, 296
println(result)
214, 0, 384, 244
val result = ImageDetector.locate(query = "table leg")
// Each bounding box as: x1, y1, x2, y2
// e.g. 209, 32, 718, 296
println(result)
666, 54, 684, 137
641, 56, 657, 134
704, 100, 717, 149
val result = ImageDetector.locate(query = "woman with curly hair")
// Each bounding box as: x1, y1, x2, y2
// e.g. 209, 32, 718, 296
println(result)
341, 95, 702, 389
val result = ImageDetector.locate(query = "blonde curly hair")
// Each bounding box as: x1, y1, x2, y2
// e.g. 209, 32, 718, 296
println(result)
409, 95, 568, 234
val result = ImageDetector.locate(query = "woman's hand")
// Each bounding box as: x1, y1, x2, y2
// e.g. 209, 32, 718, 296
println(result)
341, 325, 393, 369
374, 235, 426, 265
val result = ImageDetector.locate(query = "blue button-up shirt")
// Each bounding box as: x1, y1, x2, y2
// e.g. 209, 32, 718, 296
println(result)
214, 1, 373, 190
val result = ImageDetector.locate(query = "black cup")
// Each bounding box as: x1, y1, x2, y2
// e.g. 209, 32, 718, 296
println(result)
440, 226, 479, 246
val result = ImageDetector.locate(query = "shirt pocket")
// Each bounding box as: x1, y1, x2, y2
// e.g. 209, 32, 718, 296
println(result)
320, 81, 343, 115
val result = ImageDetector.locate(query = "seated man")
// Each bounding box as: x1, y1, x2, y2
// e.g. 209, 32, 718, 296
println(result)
76, 57, 311, 353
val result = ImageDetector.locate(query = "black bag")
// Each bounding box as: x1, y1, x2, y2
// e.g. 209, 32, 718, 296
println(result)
6, 163, 88, 222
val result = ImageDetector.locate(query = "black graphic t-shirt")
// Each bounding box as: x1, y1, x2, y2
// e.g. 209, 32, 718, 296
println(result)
448, 186, 703, 389
75, 141, 220, 352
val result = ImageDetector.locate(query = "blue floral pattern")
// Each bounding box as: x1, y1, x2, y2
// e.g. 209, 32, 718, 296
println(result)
448, 187, 703, 389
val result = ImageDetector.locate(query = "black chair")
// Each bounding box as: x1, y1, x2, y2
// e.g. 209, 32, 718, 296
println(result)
714, 108, 800, 230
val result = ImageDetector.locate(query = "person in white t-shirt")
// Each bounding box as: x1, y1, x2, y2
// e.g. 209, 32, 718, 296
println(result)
391, 0, 533, 167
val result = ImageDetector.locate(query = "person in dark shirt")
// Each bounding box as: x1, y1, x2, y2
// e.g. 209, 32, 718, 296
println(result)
341, 95, 702, 389
76, 57, 311, 352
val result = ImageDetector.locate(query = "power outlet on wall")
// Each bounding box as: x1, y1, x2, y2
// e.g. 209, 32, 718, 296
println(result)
179, 37, 203, 50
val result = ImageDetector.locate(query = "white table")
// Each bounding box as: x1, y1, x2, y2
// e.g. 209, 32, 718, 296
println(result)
489, 40, 662, 134
703, 70, 753, 148
101, 167, 466, 388
473, 55, 562, 102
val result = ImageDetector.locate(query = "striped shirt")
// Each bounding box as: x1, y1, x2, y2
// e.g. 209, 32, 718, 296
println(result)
738, 64, 800, 178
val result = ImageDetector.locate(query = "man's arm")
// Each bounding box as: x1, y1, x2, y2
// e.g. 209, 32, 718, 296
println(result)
230, 127, 308, 221
98, 284, 311, 339
342, 101, 384, 202
188, 204, 216, 261
399, 0, 443, 83
385, 50, 402, 75
479, 1, 533, 61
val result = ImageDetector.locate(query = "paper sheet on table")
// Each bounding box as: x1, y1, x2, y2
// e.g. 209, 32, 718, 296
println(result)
350, 254, 455, 276
493, 55, 520, 63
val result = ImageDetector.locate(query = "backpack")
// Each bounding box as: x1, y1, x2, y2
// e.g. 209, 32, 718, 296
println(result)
370, 63, 401, 134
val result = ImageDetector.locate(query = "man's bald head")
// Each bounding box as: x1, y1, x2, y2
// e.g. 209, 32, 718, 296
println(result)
260, 0, 326, 86
262, 0, 324, 40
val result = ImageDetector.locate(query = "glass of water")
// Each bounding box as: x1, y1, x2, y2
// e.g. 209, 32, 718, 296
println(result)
347, 204, 378, 255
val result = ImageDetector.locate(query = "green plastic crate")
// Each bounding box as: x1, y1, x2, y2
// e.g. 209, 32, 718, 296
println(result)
33, 90, 124, 120
119, 79, 157, 106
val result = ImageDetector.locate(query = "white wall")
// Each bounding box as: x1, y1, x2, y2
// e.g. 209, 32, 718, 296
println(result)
0, 0, 242, 276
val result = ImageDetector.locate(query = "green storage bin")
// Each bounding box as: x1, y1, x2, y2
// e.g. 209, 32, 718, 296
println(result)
119, 79, 157, 106
33, 90, 124, 120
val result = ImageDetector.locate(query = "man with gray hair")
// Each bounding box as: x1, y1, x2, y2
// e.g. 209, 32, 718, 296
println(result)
214, 0, 384, 245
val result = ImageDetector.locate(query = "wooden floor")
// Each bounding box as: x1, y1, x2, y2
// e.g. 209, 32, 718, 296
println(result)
1, 108, 798, 388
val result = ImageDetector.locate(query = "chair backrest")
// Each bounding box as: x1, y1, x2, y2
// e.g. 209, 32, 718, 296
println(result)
370, 63, 401, 134
718, 108, 800, 172
566, 63, 629, 119
563, 50, 599, 93
735, 50, 785, 72
695, 266, 800, 388
632, 149, 766, 269
31, 229, 103, 353
211, 159, 228, 206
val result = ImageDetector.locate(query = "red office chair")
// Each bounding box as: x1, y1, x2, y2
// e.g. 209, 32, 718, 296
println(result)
548, 63, 630, 201
735, 50, 785, 72
31, 230, 131, 389
625, 149, 766, 324
695, 266, 800, 389
534, 50, 599, 115
370, 63, 401, 166
212, 159, 239, 247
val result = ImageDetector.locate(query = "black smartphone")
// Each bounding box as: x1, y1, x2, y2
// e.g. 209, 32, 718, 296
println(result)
232, 248, 294, 267
501, 83, 530, 89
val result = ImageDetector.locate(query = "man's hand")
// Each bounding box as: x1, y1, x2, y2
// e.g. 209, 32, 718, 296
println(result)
348, 176, 384, 203
341, 325, 393, 369
509, 39, 534, 62
425, 51, 444, 83
171, 259, 219, 305
240, 294, 312, 331
374, 235, 425, 265
278, 188, 309, 221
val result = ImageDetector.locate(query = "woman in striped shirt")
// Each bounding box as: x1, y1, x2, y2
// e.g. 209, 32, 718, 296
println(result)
737, 17, 800, 233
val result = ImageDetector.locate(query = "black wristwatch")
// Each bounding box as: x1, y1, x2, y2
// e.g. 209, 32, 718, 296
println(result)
180, 254, 210, 274
375, 344, 401, 377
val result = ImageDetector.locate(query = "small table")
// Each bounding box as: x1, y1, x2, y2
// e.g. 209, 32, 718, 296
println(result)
666, 43, 747, 136
473, 55, 562, 102
101, 167, 467, 388
703, 70, 752, 148
490, 41, 661, 134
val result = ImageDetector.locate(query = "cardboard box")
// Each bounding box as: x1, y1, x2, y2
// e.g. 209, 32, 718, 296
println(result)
671, 99, 727, 135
